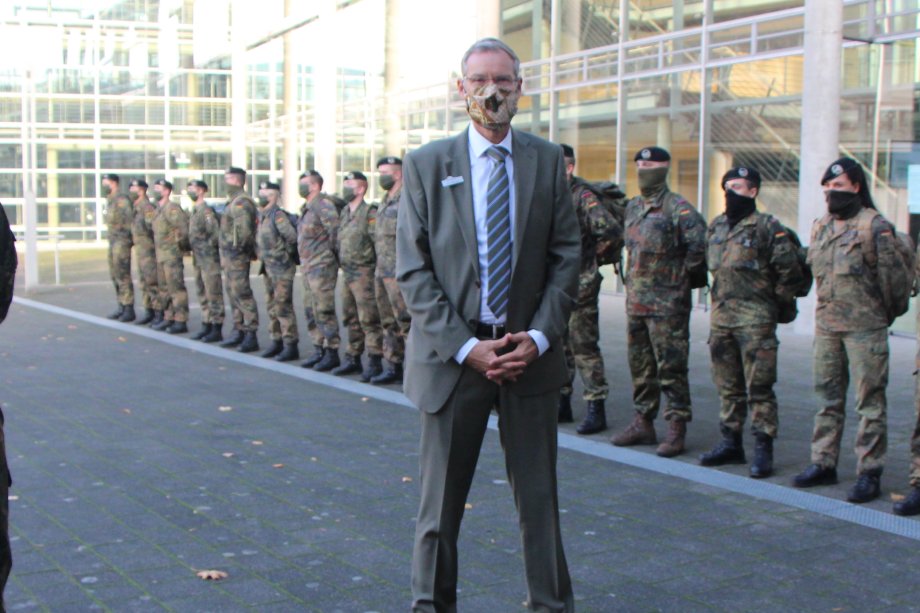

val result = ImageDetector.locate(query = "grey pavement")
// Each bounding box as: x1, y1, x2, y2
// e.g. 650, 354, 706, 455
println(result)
1, 253, 919, 611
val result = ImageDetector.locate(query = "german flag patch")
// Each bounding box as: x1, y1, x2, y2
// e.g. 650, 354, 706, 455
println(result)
775, 231, 786, 238
679, 209, 691, 216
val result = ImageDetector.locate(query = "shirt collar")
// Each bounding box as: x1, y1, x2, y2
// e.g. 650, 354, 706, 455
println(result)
468, 123, 513, 160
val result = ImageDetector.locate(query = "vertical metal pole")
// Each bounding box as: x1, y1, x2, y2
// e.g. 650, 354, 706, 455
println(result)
531, 0, 543, 135
230, 0, 248, 169
614, 0, 628, 185
696, 0, 711, 217
282, 0, 299, 208
22, 68, 39, 291
870, 42, 885, 194
548, 0, 560, 142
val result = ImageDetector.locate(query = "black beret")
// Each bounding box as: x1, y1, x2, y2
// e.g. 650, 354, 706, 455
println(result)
376, 156, 402, 168
101, 173, 120, 182
721, 166, 762, 190
821, 157, 860, 185
130, 179, 148, 189
187, 180, 209, 191
155, 179, 173, 190
259, 181, 281, 191
634, 147, 671, 162
344, 171, 367, 182
560, 144, 575, 159
299, 170, 319, 180
226, 166, 247, 177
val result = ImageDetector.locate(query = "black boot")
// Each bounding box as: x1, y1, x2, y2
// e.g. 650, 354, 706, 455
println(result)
371, 361, 403, 384
118, 305, 136, 322
192, 323, 212, 340
202, 324, 223, 343
107, 304, 125, 320
314, 349, 341, 372
135, 308, 155, 325
148, 310, 164, 328
238, 331, 259, 353
792, 463, 838, 488
699, 428, 746, 466
275, 342, 299, 362
152, 318, 172, 331
749, 433, 774, 479
301, 345, 325, 368
332, 354, 362, 376
557, 395, 574, 424
166, 321, 188, 334
360, 355, 383, 382
893, 486, 920, 516
261, 339, 283, 358
220, 329, 244, 348
576, 400, 607, 435
847, 469, 882, 503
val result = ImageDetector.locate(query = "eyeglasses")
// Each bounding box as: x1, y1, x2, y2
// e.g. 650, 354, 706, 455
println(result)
463, 75, 518, 91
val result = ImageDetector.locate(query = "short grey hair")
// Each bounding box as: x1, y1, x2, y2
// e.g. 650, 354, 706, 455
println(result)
461, 38, 521, 78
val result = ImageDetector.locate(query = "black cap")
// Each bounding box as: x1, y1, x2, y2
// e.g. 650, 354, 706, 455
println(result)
130, 179, 148, 189
299, 170, 320, 180
226, 166, 246, 177
187, 180, 209, 191
101, 173, 120, 182
721, 166, 762, 190
344, 171, 367, 182
821, 157, 860, 185
155, 179, 173, 191
376, 156, 402, 168
259, 181, 281, 191
634, 147, 671, 162
560, 144, 575, 159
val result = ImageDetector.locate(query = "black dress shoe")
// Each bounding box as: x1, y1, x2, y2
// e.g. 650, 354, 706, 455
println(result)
331, 355, 362, 376
699, 431, 746, 467
301, 345, 324, 368
202, 324, 223, 343
107, 304, 125, 320
135, 308, 155, 325
275, 343, 299, 362
371, 362, 403, 384
576, 399, 607, 435
360, 355, 383, 382
192, 323, 212, 340
847, 471, 881, 503
749, 434, 774, 479
166, 321, 188, 334
238, 331, 259, 353
792, 464, 838, 488
314, 350, 340, 372
118, 305, 136, 322
557, 395, 574, 424
893, 486, 920, 516
261, 339, 283, 358
220, 329, 244, 347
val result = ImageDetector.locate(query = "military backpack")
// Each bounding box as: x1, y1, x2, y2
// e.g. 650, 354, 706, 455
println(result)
757, 220, 812, 324
0, 202, 17, 324
572, 178, 627, 269
269, 208, 301, 266
856, 208, 916, 325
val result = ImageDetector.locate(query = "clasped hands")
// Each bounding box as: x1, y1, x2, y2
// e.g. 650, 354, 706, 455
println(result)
464, 332, 538, 384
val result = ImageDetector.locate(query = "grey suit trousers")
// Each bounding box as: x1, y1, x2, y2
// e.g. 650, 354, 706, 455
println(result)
410, 367, 574, 612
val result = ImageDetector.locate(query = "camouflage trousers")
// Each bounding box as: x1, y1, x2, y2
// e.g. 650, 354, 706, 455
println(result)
340, 265, 382, 357
193, 253, 225, 324
263, 267, 298, 343
108, 239, 134, 306
157, 256, 189, 323
222, 256, 259, 332
135, 243, 160, 310
301, 275, 320, 346
709, 324, 779, 438
0, 406, 11, 609
812, 328, 889, 475
627, 314, 692, 422
304, 263, 340, 350
562, 272, 608, 401
910, 346, 920, 487
375, 271, 411, 364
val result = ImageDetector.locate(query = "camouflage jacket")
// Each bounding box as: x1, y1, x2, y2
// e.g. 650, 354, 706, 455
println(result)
218, 190, 257, 260
337, 199, 377, 271
257, 203, 298, 274
809, 207, 898, 333
624, 189, 707, 317
153, 201, 190, 261
189, 201, 220, 261
707, 211, 805, 328
297, 192, 340, 270
570, 178, 622, 278
131, 196, 157, 252
373, 186, 401, 278
105, 192, 134, 244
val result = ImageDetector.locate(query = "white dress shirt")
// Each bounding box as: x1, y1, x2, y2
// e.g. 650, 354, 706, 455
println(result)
453, 124, 549, 365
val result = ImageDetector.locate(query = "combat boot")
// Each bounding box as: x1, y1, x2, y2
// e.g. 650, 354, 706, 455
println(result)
371, 361, 403, 385
152, 318, 172, 331
118, 304, 136, 323
656, 419, 687, 458
332, 354, 362, 376
148, 310, 164, 328
192, 323, 212, 340
238, 331, 259, 353
847, 469, 882, 503
893, 486, 920, 516
360, 355, 383, 382
202, 324, 223, 343
275, 342, 299, 362
749, 433, 774, 479
699, 428, 746, 467
611, 413, 657, 447
557, 394, 574, 424
220, 329, 244, 348
576, 400, 607, 435
135, 308, 155, 325
301, 345, 325, 368
792, 463, 838, 488
166, 321, 188, 334
261, 339, 283, 358
314, 349, 341, 372
107, 304, 125, 320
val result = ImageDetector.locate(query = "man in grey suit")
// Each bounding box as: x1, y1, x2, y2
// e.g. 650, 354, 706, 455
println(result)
397, 38, 581, 612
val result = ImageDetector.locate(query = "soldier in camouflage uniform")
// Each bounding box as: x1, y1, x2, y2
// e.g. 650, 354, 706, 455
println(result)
333, 171, 383, 381
700, 167, 806, 478
558, 144, 621, 434
794, 158, 907, 503
255, 181, 300, 362
895, 246, 920, 515
151, 179, 190, 334
187, 180, 225, 343
130, 179, 160, 326
610, 147, 707, 458
103, 174, 136, 321
218, 167, 260, 353
297, 170, 342, 372
372, 156, 411, 385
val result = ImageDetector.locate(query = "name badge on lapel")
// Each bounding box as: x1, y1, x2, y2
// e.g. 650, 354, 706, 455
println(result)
441, 176, 464, 188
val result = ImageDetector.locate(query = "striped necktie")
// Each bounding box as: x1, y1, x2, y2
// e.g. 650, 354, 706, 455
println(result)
485, 145, 512, 319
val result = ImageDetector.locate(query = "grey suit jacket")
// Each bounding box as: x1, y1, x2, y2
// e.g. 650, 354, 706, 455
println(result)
396, 127, 581, 413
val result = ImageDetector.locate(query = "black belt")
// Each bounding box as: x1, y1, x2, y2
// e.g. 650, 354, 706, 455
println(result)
474, 322, 506, 339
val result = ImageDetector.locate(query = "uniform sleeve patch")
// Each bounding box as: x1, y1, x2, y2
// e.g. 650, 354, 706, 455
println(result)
775, 231, 786, 238
679, 209, 691, 215
880, 230, 892, 236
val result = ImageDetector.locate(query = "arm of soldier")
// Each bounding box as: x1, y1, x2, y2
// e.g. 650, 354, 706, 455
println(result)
871, 216, 901, 316
366, 205, 378, 244
234, 203, 256, 248
678, 203, 708, 279
171, 208, 191, 248
274, 209, 298, 246
584, 190, 622, 256
766, 218, 805, 303
319, 200, 340, 248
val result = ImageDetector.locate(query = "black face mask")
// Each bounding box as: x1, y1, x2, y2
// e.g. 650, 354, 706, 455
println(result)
637, 167, 669, 199
724, 189, 756, 228
826, 190, 862, 219
379, 174, 396, 192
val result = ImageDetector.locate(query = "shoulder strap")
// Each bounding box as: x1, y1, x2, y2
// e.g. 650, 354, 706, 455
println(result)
857, 208, 882, 267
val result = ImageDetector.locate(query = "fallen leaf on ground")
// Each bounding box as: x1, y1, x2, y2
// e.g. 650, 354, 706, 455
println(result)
196, 570, 228, 581
121, 409, 132, 415
116, 336, 127, 342
310, 456, 318, 462
8, 496, 18, 501
464, 503, 473, 510
891, 493, 906, 502
222, 453, 234, 458
251, 440, 263, 446
67, 325, 77, 330
218, 406, 232, 412
361, 397, 368, 402
273, 464, 285, 469
401, 476, 413, 483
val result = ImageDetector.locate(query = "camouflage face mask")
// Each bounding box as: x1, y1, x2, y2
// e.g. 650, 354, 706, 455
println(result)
465, 82, 521, 131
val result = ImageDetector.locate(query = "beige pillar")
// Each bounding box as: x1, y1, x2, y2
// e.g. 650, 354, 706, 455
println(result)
383, 0, 403, 156
47, 147, 59, 228
230, 0, 248, 169
282, 0, 299, 210
314, 0, 338, 190
476, 0, 501, 39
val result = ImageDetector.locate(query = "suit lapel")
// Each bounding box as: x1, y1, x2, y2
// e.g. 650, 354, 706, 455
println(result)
512, 130, 536, 269
445, 130, 479, 278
